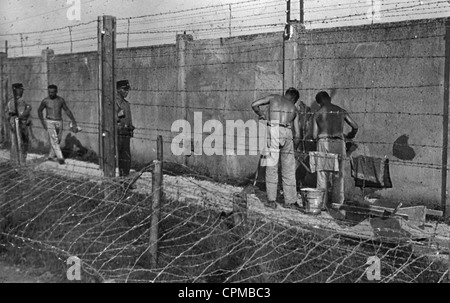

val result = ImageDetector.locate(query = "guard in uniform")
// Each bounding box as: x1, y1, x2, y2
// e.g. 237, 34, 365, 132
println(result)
6, 83, 32, 164
116, 80, 135, 177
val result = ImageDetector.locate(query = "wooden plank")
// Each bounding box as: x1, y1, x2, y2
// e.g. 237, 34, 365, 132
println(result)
331, 203, 409, 220
425, 209, 444, 217
364, 204, 443, 219
396, 206, 426, 227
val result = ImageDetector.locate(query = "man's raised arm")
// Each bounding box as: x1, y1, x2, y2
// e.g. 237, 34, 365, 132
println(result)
344, 111, 358, 139
251, 95, 273, 120
293, 113, 301, 150
312, 113, 319, 140
37, 100, 47, 131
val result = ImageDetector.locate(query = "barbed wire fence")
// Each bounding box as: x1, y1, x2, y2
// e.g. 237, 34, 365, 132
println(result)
0, 0, 449, 283
0, 152, 448, 283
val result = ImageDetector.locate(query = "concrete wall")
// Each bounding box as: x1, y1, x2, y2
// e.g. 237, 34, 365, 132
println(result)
115, 44, 178, 165
296, 19, 446, 208
1, 18, 448, 208
184, 33, 284, 180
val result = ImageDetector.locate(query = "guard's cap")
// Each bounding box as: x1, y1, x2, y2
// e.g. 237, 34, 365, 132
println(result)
12, 83, 24, 90
117, 80, 130, 90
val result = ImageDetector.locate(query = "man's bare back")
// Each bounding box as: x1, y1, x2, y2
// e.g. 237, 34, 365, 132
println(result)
267, 95, 297, 125
313, 92, 358, 140
252, 92, 301, 142
315, 104, 347, 139
252, 88, 302, 149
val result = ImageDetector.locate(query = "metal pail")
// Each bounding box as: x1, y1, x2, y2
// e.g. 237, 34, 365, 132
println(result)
300, 188, 326, 215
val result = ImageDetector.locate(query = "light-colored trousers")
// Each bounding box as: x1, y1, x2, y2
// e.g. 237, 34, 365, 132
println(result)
317, 138, 345, 206
46, 119, 64, 160
264, 126, 297, 205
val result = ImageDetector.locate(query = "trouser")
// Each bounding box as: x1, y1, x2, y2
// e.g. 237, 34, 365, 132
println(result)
264, 126, 297, 205
46, 119, 64, 160
9, 121, 29, 164
118, 134, 131, 177
317, 138, 345, 206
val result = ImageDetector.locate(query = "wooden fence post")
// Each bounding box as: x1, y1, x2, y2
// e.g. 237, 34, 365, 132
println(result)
150, 135, 163, 268
98, 15, 117, 178
0, 49, 6, 143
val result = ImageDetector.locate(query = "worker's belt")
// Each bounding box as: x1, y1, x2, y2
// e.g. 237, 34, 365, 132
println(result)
267, 122, 291, 128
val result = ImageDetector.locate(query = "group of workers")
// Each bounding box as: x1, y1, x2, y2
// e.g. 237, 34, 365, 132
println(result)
252, 88, 359, 210
5, 80, 135, 178
6, 81, 357, 208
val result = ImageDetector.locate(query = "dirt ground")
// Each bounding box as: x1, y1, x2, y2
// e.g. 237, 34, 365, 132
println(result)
0, 257, 58, 283
0, 149, 449, 282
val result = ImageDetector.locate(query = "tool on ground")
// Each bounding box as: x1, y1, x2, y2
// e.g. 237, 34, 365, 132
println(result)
381, 202, 402, 219
252, 155, 262, 187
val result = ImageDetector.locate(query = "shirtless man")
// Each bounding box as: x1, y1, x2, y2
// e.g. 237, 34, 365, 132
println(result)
38, 85, 78, 165
312, 91, 358, 206
252, 88, 302, 209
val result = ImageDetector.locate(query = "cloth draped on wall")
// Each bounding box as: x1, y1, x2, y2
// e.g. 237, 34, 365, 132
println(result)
351, 155, 392, 188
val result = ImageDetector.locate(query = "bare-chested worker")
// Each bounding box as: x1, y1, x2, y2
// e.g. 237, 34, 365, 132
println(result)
312, 91, 358, 206
38, 85, 78, 165
252, 88, 302, 210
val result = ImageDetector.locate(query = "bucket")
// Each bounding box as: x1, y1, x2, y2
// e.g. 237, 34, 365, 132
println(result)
300, 188, 326, 215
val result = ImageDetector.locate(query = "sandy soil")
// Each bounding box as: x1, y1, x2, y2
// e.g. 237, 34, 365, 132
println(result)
0, 258, 57, 283
0, 149, 448, 282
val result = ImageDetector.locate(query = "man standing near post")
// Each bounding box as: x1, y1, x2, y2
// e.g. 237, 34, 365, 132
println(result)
38, 85, 78, 165
251, 88, 302, 210
312, 91, 359, 207
116, 80, 135, 177
6, 83, 32, 164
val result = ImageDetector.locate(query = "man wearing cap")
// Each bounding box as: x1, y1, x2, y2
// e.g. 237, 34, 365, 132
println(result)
116, 80, 135, 177
6, 83, 32, 164
38, 84, 78, 165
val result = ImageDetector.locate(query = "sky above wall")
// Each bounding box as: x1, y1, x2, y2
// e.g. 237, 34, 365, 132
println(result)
0, 0, 449, 56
